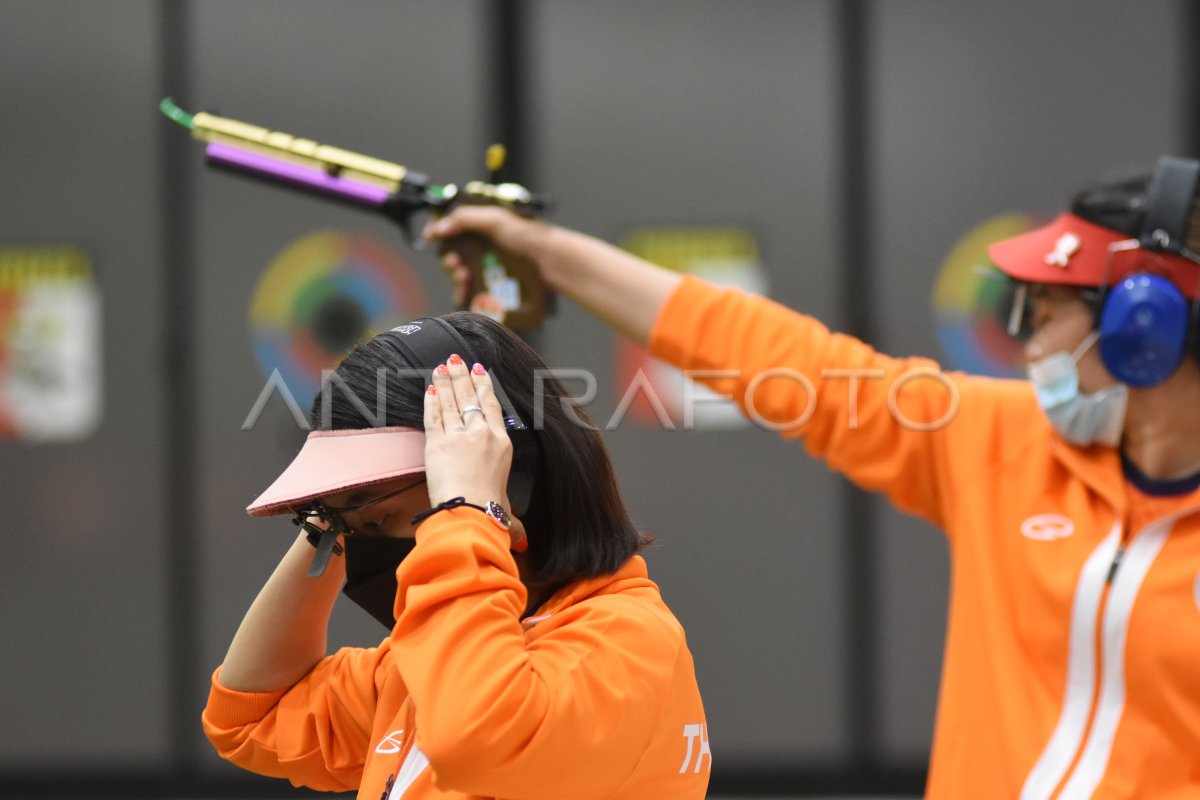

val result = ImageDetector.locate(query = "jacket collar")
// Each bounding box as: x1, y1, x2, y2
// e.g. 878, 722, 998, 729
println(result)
523, 556, 650, 628
1051, 438, 1200, 523
1050, 438, 1127, 516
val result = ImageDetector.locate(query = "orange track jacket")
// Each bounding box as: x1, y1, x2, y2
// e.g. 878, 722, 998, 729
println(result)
648, 277, 1200, 799
203, 507, 711, 799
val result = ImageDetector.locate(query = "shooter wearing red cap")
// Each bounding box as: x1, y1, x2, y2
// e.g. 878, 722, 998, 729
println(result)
427, 157, 1200, 798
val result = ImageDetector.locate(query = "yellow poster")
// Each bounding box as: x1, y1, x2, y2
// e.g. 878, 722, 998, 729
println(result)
615, 227, 767, 430
0, 247, 102, 442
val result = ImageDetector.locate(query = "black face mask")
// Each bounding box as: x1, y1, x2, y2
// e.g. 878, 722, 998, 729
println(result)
341, 536, 417, 631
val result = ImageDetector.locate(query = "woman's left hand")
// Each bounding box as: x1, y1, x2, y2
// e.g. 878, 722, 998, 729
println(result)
423, 354, 526, 548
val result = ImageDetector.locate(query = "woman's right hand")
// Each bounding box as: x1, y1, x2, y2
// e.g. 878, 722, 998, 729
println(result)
425, 204, 683, 346
423, 206, 552, 304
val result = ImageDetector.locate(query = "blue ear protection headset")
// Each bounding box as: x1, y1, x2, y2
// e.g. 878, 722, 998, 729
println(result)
1096, 157, 1200, 387
384, 316, 540, 515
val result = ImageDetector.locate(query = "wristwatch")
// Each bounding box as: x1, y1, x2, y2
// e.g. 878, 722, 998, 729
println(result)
411, 496, 511, 530
481, 500, 512, 530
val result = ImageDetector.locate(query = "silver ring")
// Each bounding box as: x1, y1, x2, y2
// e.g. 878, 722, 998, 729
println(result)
460, 405, 484, 416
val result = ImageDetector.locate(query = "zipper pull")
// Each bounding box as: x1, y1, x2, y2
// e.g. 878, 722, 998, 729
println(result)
1106, 545, 1125, 584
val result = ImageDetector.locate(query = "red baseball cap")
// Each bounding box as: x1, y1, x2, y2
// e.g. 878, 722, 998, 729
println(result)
988, 212, 1200, 298
247, 426, 425, 517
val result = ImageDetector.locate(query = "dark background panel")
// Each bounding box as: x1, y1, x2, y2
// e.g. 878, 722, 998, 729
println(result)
533, 0, 849, 765
0, 0, 171, 769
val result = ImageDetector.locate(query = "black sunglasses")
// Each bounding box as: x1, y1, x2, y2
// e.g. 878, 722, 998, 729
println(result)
289, 477, 428, 577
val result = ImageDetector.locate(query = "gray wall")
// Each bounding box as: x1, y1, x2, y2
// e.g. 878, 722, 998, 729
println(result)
1, 0, 170, 770
0, 0, 1190, 794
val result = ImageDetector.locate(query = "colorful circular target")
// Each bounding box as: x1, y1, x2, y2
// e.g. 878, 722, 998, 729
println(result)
249, 231, 427, 412
932, 213, 1045, 378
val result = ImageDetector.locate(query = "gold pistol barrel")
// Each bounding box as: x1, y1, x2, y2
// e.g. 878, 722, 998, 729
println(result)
191, 111, 411, 192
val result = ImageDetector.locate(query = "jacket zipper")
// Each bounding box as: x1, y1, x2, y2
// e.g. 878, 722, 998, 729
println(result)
1105, 544, 1125, 584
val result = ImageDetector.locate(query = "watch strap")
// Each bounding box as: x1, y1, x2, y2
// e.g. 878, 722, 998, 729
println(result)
412, 496, 511, 530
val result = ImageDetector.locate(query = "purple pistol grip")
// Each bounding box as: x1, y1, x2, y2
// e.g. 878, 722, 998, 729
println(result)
205, 141, 392, 208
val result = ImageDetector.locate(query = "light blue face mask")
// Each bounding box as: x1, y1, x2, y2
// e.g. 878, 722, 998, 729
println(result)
1027, 330, 1128, 447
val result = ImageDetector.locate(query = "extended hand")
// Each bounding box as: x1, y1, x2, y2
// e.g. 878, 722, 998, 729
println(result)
423, 206, 551, 305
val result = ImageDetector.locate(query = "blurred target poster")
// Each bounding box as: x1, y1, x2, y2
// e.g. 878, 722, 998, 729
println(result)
0, 246, 102, 442
931, 213, 1044, 378
614, 227, 767, 430
248, 230, 427, 417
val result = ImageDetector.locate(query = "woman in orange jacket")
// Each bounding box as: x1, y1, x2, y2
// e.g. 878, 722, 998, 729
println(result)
203, 312, 711, 799
425, 158, 1200, 799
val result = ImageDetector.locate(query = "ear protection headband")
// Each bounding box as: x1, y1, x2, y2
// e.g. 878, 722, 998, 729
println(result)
1097, 156, 1200, 387
385, 316, 539, 515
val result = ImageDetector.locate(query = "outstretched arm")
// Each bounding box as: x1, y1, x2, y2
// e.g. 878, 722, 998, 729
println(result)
425, 206, 682, 345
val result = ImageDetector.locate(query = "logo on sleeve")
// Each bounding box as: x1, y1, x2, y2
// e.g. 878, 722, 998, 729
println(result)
678, 722, 711, 774
1020, 514, 1076, 541
375, 729, 407, 754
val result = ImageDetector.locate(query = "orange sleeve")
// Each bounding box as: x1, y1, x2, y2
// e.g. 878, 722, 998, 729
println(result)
201, 645, 392, 792
391, 508, 686, 798
648, 276, 1040, 530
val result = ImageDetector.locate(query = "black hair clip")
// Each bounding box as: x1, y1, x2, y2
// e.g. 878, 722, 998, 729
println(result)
291, 505, 346, 577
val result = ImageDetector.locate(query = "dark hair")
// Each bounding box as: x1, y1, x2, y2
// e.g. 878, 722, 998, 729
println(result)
1070, 167, 1200, 364
311, 311, 651, 588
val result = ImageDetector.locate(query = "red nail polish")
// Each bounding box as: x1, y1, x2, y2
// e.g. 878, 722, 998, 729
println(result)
448, 353, 465, 366
427, 384, 437, 395
472, 362, 486, 375
435, 364, 449, 376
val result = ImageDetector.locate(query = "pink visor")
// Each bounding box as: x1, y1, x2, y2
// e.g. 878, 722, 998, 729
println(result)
247, 426, 425, 517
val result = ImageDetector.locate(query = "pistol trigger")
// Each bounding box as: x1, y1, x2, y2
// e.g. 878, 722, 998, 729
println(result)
398, 219, 417, 247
